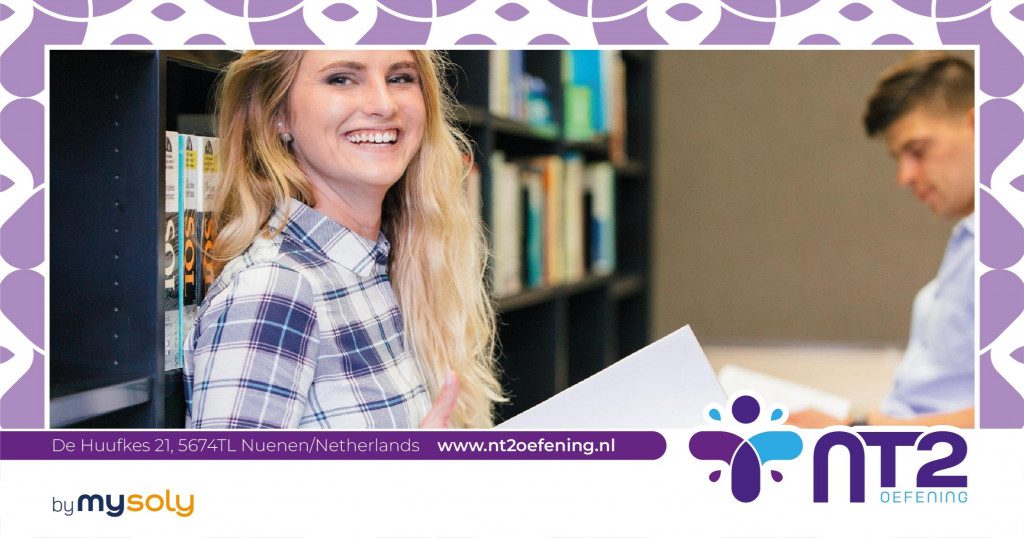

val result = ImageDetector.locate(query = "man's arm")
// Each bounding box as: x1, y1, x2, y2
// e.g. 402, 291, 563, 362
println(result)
866, 407, 974, 428
787, 407, 975, 428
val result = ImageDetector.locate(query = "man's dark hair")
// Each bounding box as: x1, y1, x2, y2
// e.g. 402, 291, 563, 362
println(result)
863, 52, 974, 137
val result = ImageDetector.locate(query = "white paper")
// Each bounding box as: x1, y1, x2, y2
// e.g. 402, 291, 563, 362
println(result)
717, 363, 852, 419
497, 325, 726, 429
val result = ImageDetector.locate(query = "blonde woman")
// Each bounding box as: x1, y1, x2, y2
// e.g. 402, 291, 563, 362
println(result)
184, 50, 502, 428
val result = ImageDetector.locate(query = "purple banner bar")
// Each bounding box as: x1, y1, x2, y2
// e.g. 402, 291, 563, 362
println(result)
0, 431, 665, 460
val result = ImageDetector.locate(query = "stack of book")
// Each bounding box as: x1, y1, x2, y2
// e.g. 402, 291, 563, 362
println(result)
562, 50, 628, 164
489, 51, 557, 132
490, 151, 617, 298
164, 131, 220, 371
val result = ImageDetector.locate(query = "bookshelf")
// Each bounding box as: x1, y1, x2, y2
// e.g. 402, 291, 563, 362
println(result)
48, 50, 654, 427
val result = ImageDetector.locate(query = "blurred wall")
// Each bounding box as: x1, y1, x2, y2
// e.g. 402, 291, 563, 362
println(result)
651, 51, 973, 345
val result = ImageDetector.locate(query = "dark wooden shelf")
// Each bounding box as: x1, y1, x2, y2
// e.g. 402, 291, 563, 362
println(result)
565, 135, 610, 159
496, 273, 616, 313
164, 50, 239, 72
456, 104, 563, 147
50, 377, 152, 427
611, 273, 645, 300
491, 115, 560, 142
615, 159, 647, 178
454, 103, 489, 127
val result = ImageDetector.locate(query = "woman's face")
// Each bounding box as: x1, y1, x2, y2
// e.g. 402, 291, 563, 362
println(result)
283, 50, 426, 197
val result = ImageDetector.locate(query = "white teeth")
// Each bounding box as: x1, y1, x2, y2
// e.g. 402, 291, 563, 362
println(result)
347, 130, 397, 144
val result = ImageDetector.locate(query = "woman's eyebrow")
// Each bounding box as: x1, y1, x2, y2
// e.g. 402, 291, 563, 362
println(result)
319, 61, 364, 72
316, 60, 417, 73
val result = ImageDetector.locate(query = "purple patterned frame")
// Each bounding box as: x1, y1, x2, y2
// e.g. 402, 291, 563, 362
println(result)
1, 0, 1022, 428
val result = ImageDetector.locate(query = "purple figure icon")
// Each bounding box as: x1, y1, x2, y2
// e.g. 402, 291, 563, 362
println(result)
689, 395, 803, 502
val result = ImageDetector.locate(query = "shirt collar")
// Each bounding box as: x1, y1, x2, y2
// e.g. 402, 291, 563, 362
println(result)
269, 198, 390, 278
955, 212, 975, 238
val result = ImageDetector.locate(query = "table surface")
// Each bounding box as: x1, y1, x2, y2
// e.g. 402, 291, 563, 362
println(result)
704, 343, 903, 415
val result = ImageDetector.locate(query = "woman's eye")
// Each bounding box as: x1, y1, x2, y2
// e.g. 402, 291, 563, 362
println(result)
388, 73, 417, 84
327, 74, 353, 85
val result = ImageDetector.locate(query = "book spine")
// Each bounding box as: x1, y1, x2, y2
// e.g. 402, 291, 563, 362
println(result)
179, 134, 199, 368
523, 168, 545, 288
490, 151, 514, 297
608, 52, 628, 164
489, 51, 510, 117
541, 156, 566, 284
585, 162, 616, 275
563, 152, 585, 281
164, 131, 179, 371
197, 137, 220, 302
563, 84, 593, 141
509, 50, 524, 121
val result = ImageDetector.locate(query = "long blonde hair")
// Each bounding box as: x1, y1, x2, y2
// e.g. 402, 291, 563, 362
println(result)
213, 51, 503, 427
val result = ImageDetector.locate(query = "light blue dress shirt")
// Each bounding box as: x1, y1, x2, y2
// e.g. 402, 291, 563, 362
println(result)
881, 215, 975, 418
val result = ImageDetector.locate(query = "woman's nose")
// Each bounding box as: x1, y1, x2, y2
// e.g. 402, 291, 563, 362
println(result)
362, 79, 397, 118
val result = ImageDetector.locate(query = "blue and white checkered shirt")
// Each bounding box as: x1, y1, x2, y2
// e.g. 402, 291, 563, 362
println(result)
184, 199, 432, 428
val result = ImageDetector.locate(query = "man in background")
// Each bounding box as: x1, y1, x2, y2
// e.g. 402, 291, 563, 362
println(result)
789, 52, 975, 428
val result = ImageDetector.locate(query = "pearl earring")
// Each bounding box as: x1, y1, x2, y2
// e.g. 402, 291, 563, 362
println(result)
277, 122, 293, 144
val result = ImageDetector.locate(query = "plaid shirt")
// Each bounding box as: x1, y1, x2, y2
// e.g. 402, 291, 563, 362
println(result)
184, 199, 432, 428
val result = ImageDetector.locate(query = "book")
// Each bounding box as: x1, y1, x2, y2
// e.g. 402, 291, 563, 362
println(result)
164, 131, 179, 371
508, 50, 524, 120
488, 51, 509, 117
565, 50, 605, 132
178, 134, 200, 369
537, 155, 566, 284
563, 84, 593, 141
584, 162, 616, 274
196, 137, 220, 301
178, 134, 199, 307
489, 151, 523, 297
606, 52, 628, 165
562, 152, 586, 281
521, 167, 545, 288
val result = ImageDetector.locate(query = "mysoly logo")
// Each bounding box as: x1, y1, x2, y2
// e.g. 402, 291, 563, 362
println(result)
689, 393, 803, 502
52, 490, 194, 517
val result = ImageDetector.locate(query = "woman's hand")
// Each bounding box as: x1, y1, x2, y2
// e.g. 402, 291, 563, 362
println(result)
419, 370, 460, 428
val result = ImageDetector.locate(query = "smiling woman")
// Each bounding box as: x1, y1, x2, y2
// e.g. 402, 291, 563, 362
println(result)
183, 50, 503, 429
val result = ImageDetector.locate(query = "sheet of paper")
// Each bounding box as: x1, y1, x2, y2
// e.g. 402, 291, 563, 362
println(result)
717, 363, 852, 419
497, 325, 726, 429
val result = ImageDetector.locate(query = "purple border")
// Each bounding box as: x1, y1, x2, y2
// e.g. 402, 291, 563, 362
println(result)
1, 0, 1022, 428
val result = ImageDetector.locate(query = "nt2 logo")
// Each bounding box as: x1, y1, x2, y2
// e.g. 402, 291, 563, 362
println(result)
689, 394, 803, 502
